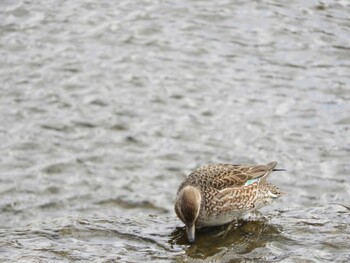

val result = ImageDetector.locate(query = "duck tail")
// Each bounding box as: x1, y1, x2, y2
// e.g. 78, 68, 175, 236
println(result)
257, 162, 285, 185
273, 168, 287, 172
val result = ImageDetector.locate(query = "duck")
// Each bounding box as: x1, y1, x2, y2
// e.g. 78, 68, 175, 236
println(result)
174, 161, 284, 242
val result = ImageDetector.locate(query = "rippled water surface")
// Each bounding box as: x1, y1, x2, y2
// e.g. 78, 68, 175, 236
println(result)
1, 0, 349, 262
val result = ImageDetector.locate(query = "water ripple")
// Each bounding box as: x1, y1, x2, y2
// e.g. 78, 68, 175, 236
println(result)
1, 0, 350, 261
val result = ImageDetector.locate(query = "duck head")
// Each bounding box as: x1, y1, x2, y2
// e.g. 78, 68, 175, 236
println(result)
174, 185, 202, 242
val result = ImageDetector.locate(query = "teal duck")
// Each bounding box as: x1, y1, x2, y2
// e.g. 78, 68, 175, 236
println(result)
174, 162, 284, 242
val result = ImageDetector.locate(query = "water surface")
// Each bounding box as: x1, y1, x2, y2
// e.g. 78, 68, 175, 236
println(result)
0, 0, 349, 262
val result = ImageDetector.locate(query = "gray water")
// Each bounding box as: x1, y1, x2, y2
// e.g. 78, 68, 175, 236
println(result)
0, 0, 349, 262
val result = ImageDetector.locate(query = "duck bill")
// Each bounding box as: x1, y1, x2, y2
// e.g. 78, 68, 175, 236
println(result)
186, 224, 195, 243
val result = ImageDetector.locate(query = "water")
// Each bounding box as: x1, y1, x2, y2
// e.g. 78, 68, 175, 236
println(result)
0, 0, 349, 262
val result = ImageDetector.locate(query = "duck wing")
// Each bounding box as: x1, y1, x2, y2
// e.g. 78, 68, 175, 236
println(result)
210, 162, 279, 212
187, 162, 278, 190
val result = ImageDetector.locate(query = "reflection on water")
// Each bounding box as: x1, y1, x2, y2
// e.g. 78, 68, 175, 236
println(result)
170, 218, 282, 260
1, 0, 350, 261
0, 205, 348, 262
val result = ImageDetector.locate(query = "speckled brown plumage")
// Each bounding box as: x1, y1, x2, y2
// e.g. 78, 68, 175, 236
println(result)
175, 162, 283, 234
